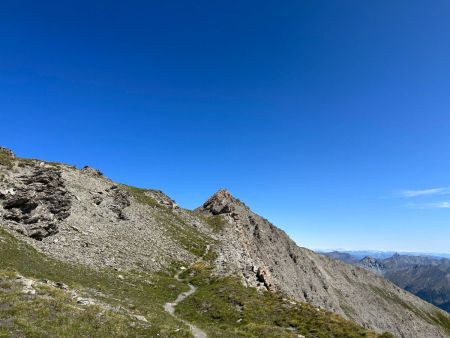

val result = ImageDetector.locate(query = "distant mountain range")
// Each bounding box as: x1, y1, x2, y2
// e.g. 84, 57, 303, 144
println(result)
322, 251, 450, 313
319, 249, 450, 260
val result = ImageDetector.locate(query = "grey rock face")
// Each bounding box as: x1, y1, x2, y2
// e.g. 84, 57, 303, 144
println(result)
0, 166, 71, 240
202, 189, 234, 215
0, 155, 214, 273
92, 184, 131, 220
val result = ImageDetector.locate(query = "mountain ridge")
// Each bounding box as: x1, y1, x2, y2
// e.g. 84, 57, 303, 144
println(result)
1, 147, 449, 338
330, 252, 450, 313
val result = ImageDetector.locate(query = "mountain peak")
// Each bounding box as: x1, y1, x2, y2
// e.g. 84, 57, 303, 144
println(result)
200, 189, 244, 215
210, 188, 235, 202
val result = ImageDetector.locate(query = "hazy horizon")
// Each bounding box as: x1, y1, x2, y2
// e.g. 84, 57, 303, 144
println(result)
313, 248, 450, 256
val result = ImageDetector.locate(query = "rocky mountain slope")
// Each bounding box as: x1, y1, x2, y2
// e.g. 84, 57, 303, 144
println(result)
1, 147, 449, 338
328, 252, 450, 313
196, 190, 450, 337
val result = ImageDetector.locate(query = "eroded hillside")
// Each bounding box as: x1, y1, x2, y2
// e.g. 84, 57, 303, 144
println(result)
1, 147, 449, 338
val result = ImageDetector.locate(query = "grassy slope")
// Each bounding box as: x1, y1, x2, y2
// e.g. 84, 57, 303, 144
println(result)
0, 176, 209, 337
0, 269, 155, 338
176, 258, 395, 338
0, 227, 193, 338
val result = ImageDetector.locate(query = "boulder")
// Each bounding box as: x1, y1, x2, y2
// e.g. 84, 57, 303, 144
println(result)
256, 266, 276, 292
81, 166, 103, 177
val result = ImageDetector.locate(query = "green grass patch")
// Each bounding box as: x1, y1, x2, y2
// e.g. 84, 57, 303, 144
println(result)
0, 270, 161, 338
0, 227, 193, 337
154, 211, 209, 257
0, 152, 63, 170
122, 185, 163, 209
190, 212, 227, 232
203, 215, 227, 232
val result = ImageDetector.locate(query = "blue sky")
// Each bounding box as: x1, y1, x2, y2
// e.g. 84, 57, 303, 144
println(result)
1, 1, 449, 253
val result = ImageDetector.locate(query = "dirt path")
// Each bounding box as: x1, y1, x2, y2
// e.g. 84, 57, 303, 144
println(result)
163, 245, 210, 338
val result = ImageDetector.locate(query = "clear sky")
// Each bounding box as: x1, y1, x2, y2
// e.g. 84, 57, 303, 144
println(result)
1, 1, 449, 253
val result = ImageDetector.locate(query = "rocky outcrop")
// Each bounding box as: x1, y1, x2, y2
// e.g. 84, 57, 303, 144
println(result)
92, 185, 131, 220
202, 189, 235, 215
358, 256, 386, 275
145, 189, 179, 209
81, 166, 103, 177
0, 147, 15, 158
0, 166, 71, 240
256, 266, 276, 292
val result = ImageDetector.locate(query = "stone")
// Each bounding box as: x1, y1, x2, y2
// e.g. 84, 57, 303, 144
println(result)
55, 282, 69, 290
133, 315, 148, 322
81, 166, 103, 176
16, 276, 36, 295
0, 188, 15, 196
77, 297, 94, 306
256, 266, 276, 292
